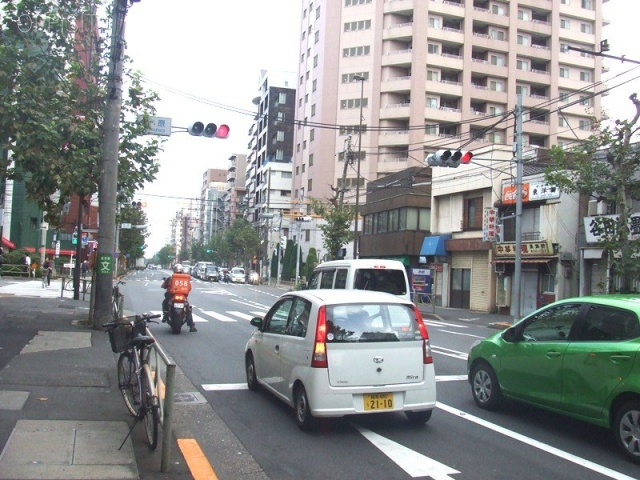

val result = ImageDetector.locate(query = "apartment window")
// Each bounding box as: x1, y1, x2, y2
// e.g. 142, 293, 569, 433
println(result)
490, 54, 505, 66
308, 179, 313, 191
559, 117, 569, 127
517, 59, 529, 71
465, 197, 483, 230
489, 106, 504, 115
490, 80, 504, 92
516, 84, 529, 96
425, 124, 437, 135
344, 19, 371, 31
313, 55, 318, 67
296, 166, 299, 175
300, 53, 305, 63
581, 0, 593, 10
276, 149, 284, 160
581, 23, 593, 34
492, 3, 506, 15
278, 92, 287, 104
561, 0, 570, 4
310, 129, 315, 141
339, 125, 367, 135
426, 97, 438, 108
579, 119, 592, 130
559, 91, 570, 102
314, 30, 320, 43
311, 104, 316, 116
305, 93, 309, 104
282, 171, 292, 179
560, 67, 570, 78
309, 154, 314, 166
580, 70, 592, 82
302, 164, 305, 173
316, 6, 320, 18
518, 10, 530, 21
343, 45, 370, 57
427, 70, 439, 81
312, 79, 317, 92
299, 75, 303, 85
302, 31, 306, 40
580, 95, 591, 106
490, 29, 505, 41
303, 8, 307, 18
560, 43, 569, 53
276, 131, 284, 141
428, 43, 440, 55
517, 35, 530, 46
345, 0, 372, 5
429, 17, 442, 29
303, 140, 307, 150
342, 72, 369, 83
296, 143, 300, 153
340, 98, 368, 109
306, 70, 310, 80
298, 97, 302, 107
560, 19, 570, 29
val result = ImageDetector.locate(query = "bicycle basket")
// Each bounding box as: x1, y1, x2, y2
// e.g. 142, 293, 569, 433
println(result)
108, 322, 133, 354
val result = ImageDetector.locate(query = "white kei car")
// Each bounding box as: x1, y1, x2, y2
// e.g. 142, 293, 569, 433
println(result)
244, 289, 436, 430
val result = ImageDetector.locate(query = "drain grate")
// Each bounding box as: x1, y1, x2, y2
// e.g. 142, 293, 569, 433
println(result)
173, 391, 207, 404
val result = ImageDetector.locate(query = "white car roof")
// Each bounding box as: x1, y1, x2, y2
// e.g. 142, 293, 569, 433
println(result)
288, 289, 411, 306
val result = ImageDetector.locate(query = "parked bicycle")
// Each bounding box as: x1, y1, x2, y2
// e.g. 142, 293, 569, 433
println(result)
112, 279, 125, 320
103, 313, 162, 450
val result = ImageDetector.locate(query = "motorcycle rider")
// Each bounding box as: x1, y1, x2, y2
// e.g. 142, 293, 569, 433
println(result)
162, 264, 197, 332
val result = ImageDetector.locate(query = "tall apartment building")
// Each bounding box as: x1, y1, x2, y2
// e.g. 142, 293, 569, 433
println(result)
224, 153, 247, 226
198, 168, 227, 244
293, 0, 604, 208
246, 70, 297, 222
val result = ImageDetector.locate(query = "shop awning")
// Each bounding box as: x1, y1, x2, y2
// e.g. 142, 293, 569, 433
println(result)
420, 234, 451, 256
2, 237, 16, 249
23, 246, 76, 256
583, 248, 604, 260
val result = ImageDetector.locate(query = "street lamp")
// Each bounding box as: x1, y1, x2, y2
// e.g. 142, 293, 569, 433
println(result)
352, 74, 365, 259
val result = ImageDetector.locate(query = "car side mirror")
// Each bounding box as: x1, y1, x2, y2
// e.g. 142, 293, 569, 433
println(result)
250, 317, 263, 329
502, 327, 518, 343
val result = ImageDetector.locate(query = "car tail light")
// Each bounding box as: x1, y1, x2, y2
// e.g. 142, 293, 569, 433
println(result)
174, 294, 185, 302
413, 305, 433, 365
311, 305, 328, 368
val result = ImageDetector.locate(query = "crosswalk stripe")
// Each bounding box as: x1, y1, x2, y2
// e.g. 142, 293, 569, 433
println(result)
227, 311, 253, 321
250, 311, 265, 317
149, 310, 208, 323
201, 310, 237, 322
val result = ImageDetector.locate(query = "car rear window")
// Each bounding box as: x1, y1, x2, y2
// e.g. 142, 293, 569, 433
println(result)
354, 268, 407, 295
325, 303, 421, 342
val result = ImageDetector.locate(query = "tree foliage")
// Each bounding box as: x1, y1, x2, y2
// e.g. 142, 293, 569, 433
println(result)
309, 198, 354, 260
545, 94, 640, 292
1, 0, 163, 226
118, 204, 147, 265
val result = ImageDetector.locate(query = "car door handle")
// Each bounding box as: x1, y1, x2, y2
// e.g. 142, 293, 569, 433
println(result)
610, 355, 631, 363
545, 351, 562, 358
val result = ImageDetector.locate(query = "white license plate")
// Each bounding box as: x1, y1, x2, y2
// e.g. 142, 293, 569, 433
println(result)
173, 303, 184, 309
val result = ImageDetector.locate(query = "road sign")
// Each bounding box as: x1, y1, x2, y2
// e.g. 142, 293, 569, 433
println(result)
97, 253, 112, 274
41, 222, 49, 230
120, 223, 132, 229
81, 232, 88, 245
144, 116, 172, 136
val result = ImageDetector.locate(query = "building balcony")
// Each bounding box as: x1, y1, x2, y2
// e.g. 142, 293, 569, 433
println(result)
426, 52, 463, 71
470, 59, 508, 78
380, 103, 411, 120
382, 22, 414, 41
428, 0, 464, 16
383, 0, 413, 15
381, 49, 413, 67
381, 76, 412, 93
378, 130, 410, 146
425, 79, 463, 97
428, 26, 464, 45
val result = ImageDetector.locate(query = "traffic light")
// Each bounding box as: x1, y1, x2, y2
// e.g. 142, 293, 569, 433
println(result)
294, 216, 312, 222
188, 121, 230, 139
426, 150, 472, 168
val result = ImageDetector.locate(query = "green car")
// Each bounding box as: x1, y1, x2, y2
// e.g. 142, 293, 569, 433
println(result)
467, 295, 640, 463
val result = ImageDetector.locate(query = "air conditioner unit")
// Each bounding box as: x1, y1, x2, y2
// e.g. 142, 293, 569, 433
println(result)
495, 263, 506, 274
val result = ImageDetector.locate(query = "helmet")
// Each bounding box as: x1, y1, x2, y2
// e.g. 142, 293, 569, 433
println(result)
173, 264, 183, 273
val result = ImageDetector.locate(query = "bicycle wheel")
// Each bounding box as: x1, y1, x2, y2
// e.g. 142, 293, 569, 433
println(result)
117, 352, 139, 417
141, 368, 159, 450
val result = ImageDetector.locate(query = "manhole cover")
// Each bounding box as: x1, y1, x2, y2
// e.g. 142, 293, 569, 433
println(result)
174, 392, 206, 404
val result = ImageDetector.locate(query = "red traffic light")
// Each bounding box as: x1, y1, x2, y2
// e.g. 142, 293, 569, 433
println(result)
461, 151, 473, 164
216, 124, 230, 139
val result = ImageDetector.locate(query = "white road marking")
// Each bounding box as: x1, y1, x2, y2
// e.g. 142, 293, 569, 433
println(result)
431, 346, 468, 360
202, 289, 236, 296
202, 383, 248, 391
353, 424, 460, 479
227, 310, 254, 321
437, 402, 637, 480
425, 320, 468, 329
149, 310, 208, 323
200, 311, 237, 322
250, 311, 265, 317
435, 375, 468, 382
435, 330, 484, 339
230, 298, 269, 310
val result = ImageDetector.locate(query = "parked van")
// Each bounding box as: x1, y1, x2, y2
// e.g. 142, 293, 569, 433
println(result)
306, 259, 411, 301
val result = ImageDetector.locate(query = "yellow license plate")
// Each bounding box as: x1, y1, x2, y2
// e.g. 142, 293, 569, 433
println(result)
363, 393, 394, 411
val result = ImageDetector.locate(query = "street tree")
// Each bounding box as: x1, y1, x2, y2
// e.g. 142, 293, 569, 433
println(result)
545, 94, 640, 292
118, 203, 147, 266
0, 1, 163, 225
310, 198, 354, 260
221, 218, 260, 267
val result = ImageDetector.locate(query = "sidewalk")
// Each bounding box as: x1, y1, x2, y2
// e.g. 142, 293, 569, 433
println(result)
417, 301, 515, 329
0, 279, 193, 480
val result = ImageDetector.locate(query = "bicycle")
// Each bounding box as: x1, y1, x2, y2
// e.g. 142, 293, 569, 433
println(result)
112, 279, 125, 320
103, 313, 162, 450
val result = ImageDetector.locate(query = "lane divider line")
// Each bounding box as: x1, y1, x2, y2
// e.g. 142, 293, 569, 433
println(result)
177, 438, 218, 480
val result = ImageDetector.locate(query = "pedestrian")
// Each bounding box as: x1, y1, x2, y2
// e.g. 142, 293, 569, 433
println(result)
43, 257, 52, 286
24, 253, 31, 277
81, 260, 88, 278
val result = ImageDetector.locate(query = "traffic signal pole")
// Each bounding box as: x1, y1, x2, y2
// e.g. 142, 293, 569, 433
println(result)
94, 0, 129, 328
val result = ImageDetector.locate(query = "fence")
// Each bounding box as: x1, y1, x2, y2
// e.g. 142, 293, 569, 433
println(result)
59, 276, 92, 301
1, 263, 32, 277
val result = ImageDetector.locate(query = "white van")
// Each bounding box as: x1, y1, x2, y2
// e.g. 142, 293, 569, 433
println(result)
306, 259, 411, 301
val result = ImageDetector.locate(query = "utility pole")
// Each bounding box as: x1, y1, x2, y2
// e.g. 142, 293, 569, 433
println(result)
513, 95, 524, 322
94, 0, 129, 328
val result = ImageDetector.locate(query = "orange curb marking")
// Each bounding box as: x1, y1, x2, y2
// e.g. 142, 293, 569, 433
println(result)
178, 438, 218, 480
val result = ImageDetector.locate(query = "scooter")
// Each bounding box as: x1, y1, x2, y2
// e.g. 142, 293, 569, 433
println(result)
167, 293, 193, 334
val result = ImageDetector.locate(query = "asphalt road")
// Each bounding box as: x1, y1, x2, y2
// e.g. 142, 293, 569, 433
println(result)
122, 269, 640, 480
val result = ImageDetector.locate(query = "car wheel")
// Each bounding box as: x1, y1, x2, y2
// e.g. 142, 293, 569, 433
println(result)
405, 409, 432, 425
471, 361, 503, 410
294, 384, 316, 431
614, 401, 640, 464
245, 353, 259, 392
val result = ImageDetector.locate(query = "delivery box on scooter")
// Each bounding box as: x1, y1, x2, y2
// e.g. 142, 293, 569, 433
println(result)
169, 273, 192, 295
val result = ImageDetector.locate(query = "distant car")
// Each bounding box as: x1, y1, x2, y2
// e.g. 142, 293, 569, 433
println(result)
194, 261, 214, 279
229, 267, 245, 284
245, 289, 436, 430
468, 295, 640, 464
204, 265, 220, 282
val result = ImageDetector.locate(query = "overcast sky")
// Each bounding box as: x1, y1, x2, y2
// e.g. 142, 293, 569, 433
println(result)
123, 0, 640, 256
